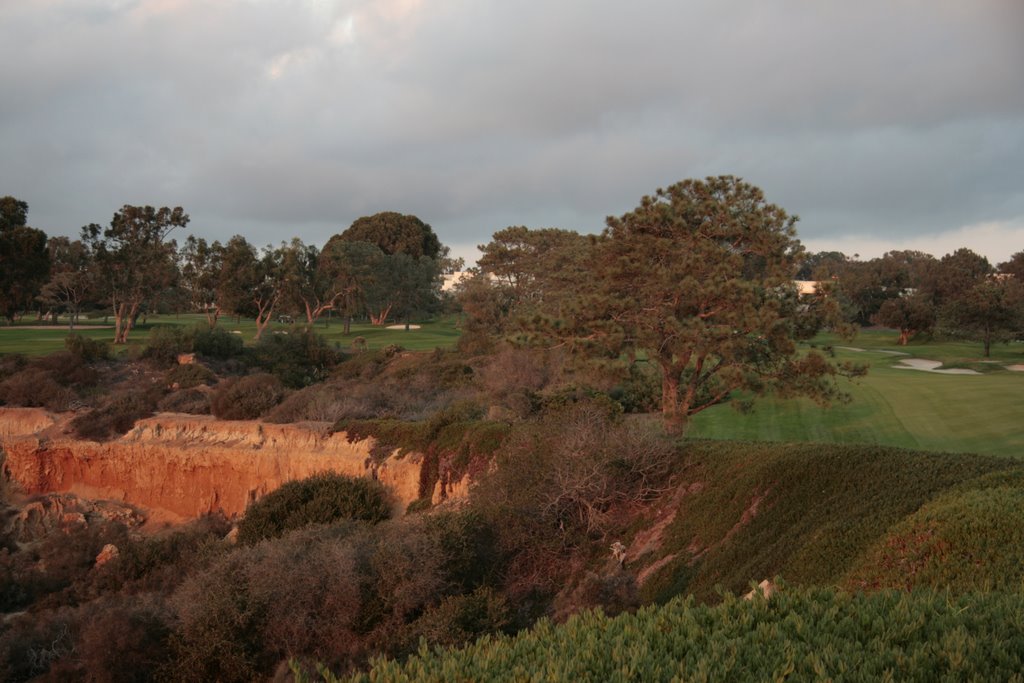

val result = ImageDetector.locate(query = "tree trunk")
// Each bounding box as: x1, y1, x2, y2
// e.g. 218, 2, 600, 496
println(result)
898, 329, 910, 345
344, 316, 351, 335
660, 364, 685, 436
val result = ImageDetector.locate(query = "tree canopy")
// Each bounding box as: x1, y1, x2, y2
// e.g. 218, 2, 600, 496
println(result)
0, 197, 50, 322
472, 177, 862, 434
339, 211, 444, 259
82, 205, 188, 343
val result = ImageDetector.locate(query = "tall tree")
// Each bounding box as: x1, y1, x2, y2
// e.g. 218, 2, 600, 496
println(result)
38, 236, 94, 330
277, 238, 354, 328
540, 176, 859, 434
179, 235, 223, 327
998, 251, 1024, 281
942, 278, 1024, 357
317, 238, 382, 334
0, 196, 50, 323
83, 205, 187, 343
872, 292, 937, 345
339, 211, 444, 259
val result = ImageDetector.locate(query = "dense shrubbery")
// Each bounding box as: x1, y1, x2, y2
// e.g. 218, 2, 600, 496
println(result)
265, 383, 347, 423
164, 362, 216, 389
237, 473, 391, 544
157, 387, 210, 415
476, 400, 676, 541
0, 342, 104, 410
192, 325, 244, 359
249, 330, 341, 388
210, 373, 285, 420
143, 325, 195, 366
69, 389, 161, 440
170, 512, 507, 681
328, 587, 1024, 682
0, 368, 73, 411
64, 333, 109, 362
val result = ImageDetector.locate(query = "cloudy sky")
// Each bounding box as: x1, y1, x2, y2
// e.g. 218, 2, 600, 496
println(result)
2, 0, 1022, 265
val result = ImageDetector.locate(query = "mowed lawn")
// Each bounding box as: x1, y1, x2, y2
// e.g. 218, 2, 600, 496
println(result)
690, 329, 1024, 458
0, 313, 462, 356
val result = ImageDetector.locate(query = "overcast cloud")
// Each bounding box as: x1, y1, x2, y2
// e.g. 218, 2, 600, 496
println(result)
2, 0, 1022, 265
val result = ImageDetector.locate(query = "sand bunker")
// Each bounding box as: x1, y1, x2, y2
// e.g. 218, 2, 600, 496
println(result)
1007, 365, 1024, 372
385, 324, 421, 330
894, 358, 979, 375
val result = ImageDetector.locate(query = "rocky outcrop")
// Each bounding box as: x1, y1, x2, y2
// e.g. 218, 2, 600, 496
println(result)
0, 408, 442, 521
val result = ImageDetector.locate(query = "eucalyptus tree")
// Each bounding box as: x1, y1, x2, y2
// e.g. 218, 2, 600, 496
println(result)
82, 205, 186, 343
0, 196, 50, 323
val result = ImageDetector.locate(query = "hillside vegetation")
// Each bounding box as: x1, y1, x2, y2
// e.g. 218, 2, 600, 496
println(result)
325, 588, 1024, 682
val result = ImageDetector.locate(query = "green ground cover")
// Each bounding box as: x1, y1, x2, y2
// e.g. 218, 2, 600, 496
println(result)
689, 328, 1024, 458
320, 588, 1024, 682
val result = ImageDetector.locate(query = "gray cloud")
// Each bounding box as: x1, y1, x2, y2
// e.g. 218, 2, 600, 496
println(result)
2, 0, 1022, 265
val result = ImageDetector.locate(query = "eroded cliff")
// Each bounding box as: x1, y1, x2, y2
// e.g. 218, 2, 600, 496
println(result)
0, 407, 454, 521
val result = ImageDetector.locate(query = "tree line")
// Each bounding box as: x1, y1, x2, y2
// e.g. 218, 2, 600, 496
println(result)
0, 199, 460, 342
797, 247, 1024, 355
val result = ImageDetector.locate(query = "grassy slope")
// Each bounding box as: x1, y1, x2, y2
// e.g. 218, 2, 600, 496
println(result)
690, 329, 1024, 458
331, 437, 1024, 681
0, 314, 462, 356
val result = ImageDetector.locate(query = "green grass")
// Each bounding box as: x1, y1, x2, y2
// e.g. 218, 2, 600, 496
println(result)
690, 328, 1024, 458
0, 314, 463, 356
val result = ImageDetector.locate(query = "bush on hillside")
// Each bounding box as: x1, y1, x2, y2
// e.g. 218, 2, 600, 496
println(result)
237, 473, 391, 545
475, 400, 676, 542
210, 374, 285, 420
64, 334, 109, 362
249, 330, 340, 388
32, 350, 99, 387
193, 326, 244, 360
164, 363, 216, 389
157, 388, 211, 415
143, 326, 195, 366
0, 368, 73, 411
264, 383, 346, 423
70, 389, 162, 440
170, 514, 505, 681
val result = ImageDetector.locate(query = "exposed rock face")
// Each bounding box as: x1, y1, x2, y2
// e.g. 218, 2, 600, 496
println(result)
0, 408, 436, 521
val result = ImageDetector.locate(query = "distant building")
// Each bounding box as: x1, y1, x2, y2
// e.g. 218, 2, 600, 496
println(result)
442, 271, 472, 292
794, 280, 820, 295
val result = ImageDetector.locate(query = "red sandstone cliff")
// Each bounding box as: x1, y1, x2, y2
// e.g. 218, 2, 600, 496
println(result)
0, 407, 458, 521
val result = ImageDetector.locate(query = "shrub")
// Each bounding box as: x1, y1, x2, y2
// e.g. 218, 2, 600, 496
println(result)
237, 473, 391, 544
64, 334, 109, 362
210, 374, 285, 420
193, 326, 244, 360
143, 325, 194, 366
168, 528, 369, 682
164, 362, 216, 389
70, 389, 161, 440
32, 350, 99, 388
475, 401, 676, 541
249, 330, 341, 388
264, 383, 346, 423
157, 388, 211, 415
328, 588, 1024, 682
0, 368, 73, 411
